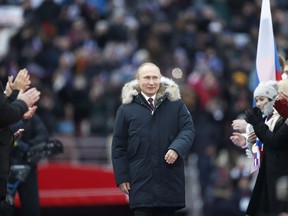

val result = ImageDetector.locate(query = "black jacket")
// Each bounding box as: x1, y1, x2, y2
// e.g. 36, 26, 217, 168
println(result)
0, 82, 28, 199
246, 116, 288, 215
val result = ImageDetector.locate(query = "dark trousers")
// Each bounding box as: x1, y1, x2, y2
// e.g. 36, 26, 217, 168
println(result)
0, 143, 10, 200
17, 166, 40, 216
133, 207, 176, 216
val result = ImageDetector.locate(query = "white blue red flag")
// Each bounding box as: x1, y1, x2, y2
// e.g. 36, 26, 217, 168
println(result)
251, 139, 263, 173
255, 0, 282, 84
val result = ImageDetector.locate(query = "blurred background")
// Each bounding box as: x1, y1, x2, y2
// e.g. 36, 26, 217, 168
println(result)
1, 0, 288, 215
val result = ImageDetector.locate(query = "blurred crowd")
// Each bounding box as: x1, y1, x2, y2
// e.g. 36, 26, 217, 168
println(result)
0, 0, 288, 215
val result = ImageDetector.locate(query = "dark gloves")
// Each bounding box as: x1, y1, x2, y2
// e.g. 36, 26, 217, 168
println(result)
245, 107, 263, 126
274, 98, 288, 119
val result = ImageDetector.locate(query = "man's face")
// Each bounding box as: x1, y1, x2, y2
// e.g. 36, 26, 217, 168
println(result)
137, 64, 161, 97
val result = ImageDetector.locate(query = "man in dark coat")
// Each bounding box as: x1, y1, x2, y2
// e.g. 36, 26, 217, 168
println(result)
112, 62, 195, 216
0, 69, 40, 205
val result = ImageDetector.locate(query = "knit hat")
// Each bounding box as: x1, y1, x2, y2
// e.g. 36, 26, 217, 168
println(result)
253, 80, 278, 100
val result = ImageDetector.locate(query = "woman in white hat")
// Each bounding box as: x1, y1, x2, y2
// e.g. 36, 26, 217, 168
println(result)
230, 80, 279, 166
245, 80, 288, 215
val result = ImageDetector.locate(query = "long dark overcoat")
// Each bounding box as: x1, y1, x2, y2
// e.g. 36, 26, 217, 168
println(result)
112, 77, 195, 210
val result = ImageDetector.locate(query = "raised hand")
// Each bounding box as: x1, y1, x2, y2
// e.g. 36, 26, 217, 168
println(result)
274, 94, 288, 119
4, 76, 13, 97
17, 88, 40, 108
231, 119, 247, 133
245, 107, 263, 126
9, 68, 31, 91
23, 106, 38, 119
230, 132, 247, 148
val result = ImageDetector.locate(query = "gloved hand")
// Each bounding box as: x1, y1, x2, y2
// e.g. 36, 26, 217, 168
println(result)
274, 97, 288, 119
245, 107, 263, 126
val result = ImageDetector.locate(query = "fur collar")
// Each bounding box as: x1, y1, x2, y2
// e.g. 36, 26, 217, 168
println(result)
121, 77, 181, 104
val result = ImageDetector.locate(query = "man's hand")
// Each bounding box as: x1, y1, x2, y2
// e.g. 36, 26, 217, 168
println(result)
14, 128, 24, 137
230, 132, 246, 148
4, 77, 13, 97
17, 88, 40, 108
10, 68, 31, 91
119, 182, 130, 195
165, 149, 178, 164
23, 106, 37, 119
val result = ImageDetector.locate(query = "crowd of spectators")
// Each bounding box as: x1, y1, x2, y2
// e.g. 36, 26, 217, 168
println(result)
1, 0, 288, 215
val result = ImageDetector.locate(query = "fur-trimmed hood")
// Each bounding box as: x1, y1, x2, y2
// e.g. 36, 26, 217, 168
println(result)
121, 76, 181, 104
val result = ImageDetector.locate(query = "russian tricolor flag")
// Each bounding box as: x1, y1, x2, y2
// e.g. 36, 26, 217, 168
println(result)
255, 0, 282, 85
251, 139, 264, 173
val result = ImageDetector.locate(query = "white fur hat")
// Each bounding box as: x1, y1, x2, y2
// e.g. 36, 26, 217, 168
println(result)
253, 80, 278, 100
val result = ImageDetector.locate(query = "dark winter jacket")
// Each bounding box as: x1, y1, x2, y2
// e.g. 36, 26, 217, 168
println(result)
0, 82, 28, 199
246, 116, 288, 215
10, 114, 50, 165
112, 77, 195, 209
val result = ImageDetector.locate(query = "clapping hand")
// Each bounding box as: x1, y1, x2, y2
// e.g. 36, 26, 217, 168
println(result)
5, 69, 31, 97
230, 132, 246, 148
17, 88, 40, 108
245, 107, 263, 126
23, 106, 37, 119
10, 68, 31, 91
231, 119, 247, 133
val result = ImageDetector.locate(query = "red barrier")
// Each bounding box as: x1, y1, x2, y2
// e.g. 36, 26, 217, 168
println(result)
14, 163, 128, 207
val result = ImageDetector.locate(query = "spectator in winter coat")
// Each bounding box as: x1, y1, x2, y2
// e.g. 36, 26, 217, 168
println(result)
231, 81, 279, 173
0, 69, 40, 205
245, 79, 288, 215
111, 62, 195, 216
